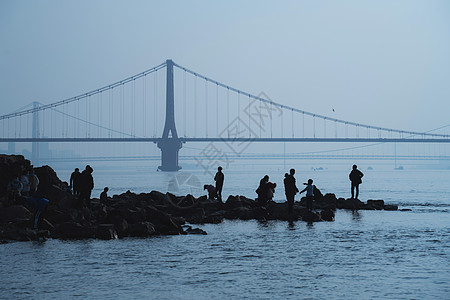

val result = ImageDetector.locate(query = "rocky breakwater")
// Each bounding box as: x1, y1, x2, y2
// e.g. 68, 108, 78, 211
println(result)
0, 155, 398, 243
0, 155, 207, 242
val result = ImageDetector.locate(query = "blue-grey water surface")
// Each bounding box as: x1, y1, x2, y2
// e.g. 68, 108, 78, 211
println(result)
1, 161, 449, 299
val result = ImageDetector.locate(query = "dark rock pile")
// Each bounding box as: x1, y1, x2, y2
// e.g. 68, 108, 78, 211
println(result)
0, 155, 398, 243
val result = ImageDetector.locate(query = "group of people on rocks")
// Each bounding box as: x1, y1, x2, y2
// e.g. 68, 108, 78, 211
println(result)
204, 164, 364, 213
7, 168, 39, 201
6, 166, 47, 230
69, 165, 95, 207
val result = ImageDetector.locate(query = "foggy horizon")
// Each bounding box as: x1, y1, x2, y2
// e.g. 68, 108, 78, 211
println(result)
1, 0, 449, 134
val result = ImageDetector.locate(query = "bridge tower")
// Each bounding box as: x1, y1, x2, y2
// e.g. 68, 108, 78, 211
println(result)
31, 101, 40, 166
157, 59, 182, 171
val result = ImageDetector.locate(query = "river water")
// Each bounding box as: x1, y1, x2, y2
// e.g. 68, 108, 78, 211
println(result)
1, 160, 449, 299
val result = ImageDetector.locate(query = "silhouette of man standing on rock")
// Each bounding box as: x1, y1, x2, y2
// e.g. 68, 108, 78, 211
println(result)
70, 168, 81, 196
79, 165, 94, 207
214, 166, 224, 202
349, 164, 364, 199
284, 168, 298, 214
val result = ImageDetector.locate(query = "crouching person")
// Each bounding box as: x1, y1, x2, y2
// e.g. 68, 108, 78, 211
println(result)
27, 196, 49, 230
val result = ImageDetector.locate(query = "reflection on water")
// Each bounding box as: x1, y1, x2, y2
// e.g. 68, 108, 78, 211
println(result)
1, 211, 449, 299
351, 210, 362, 222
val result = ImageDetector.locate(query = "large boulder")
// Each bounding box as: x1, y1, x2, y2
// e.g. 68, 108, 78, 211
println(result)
337, 198, 364, 210
320, 209, 335, 221
383, 204, 398, 211
53, 222, 96, 239
316, 193, 337, 210
231, 207, 254, 220
96, 224, 118, 240
299, 209, 321, 222
107, 215, 129, 236
366, 200, 385, 210
128, 222, 156, 237
0, 205, 32, 223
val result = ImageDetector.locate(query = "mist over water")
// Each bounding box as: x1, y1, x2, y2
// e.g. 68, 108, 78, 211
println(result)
1, 1, 450, 298
1, 161, 449, 299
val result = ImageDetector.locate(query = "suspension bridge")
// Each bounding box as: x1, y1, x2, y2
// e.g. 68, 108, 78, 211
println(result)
1, 59, 449, 170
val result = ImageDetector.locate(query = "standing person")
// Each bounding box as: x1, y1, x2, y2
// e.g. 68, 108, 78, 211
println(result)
79, 165, 94, 207
214, 166, 224, 202
70, 168, 81, 196
299, 179, 315, 211
349, 164, 364, 199
284, 168, 299, 214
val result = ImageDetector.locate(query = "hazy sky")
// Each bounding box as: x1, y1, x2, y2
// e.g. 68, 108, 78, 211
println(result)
1, 0, 449, 133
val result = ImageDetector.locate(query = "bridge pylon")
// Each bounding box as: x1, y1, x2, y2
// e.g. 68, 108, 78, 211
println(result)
157, 59, 182, 171
31, 101, 40, 166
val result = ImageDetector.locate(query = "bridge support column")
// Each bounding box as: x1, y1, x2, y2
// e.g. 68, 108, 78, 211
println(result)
31, 101, 40, 166
157, 59, 182, 171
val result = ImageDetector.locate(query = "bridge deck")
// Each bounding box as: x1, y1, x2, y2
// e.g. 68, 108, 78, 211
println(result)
1, 137, 450, 143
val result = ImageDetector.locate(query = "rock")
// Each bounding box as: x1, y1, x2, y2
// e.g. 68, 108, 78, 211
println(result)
316, 193, 337, 210
384, 204, 398, 211
120, 208, 146, 224
225, 195, 243, 209
40, 219, 55, 231
0, 205, 32, 224
108, 215, 129, 236
320, 209, 335, 221
144, 206, 183, 234
53, 222, 96, 239
45, 209, 72, 225
96, 224, 118, 240
300, 210, 321, 222
366, 200, 385, 210
184, 208, 205, 224
184, 226, 207, 235
148, 190, 166, 205
128, 222, 156, 237
231, 207, 254, 220
337, 198, 364, 210
267, 202, 290, 220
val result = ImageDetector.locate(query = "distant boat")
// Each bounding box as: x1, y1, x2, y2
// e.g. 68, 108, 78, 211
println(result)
394, 166, 404, 170
367, 166, 373, 170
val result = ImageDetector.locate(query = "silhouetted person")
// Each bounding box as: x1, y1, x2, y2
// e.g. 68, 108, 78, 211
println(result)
300, 179, 315, 211
214, 166, 224, 202
100, 187, 108, 202
203, 184, 216, 200
70, 168, 81, 196
349, 164, 364, 199
284, 168, 299, 214
257, 175, 272, 205
27, 196, 49, 230
79, 165, 94, 207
